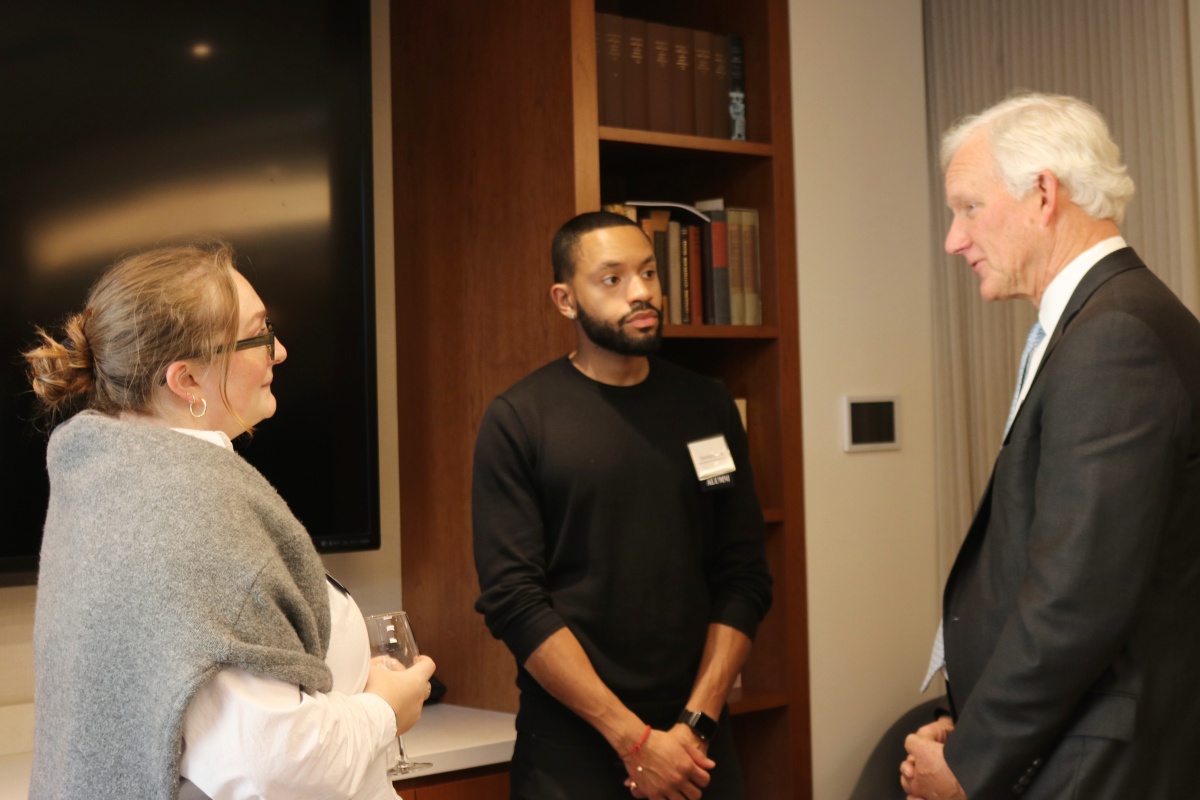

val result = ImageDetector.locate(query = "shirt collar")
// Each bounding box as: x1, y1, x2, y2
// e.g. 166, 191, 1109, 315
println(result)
171, 427, 234, 450
1038, 236, 1127, 336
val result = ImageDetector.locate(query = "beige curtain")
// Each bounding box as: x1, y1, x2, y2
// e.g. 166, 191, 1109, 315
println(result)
923, 0, 1199, 578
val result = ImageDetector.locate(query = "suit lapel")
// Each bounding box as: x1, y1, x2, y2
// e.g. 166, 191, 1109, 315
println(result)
997, 248, 1146, 448
1029, 247, 1146, 387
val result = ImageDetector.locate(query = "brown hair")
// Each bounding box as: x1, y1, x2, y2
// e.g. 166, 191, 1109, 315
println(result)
24, 240, 242, 428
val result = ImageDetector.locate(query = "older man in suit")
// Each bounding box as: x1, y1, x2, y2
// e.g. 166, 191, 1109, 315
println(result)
901, 93, 1200, 800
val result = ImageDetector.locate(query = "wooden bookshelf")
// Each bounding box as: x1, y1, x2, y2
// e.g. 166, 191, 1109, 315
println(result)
392, 0, 810, 797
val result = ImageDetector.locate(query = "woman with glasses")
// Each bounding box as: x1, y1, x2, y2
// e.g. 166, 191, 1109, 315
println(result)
24, 241, 434, 799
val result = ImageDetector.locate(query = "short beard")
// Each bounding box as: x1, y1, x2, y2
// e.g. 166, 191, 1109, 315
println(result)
577, 301, 662, 356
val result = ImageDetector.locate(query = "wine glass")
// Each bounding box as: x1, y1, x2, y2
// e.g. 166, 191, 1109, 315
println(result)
364, 611, 433, 776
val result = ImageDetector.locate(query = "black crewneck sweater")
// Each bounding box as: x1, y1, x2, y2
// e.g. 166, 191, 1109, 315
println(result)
473, 356, 772, 738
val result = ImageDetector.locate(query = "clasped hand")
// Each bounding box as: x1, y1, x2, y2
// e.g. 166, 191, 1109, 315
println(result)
623, 724, 714, 800
899, 716, 967, 800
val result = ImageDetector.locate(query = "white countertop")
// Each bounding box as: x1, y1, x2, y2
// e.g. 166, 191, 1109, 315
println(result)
0, 702, 514, 798
394, 703, 516, 780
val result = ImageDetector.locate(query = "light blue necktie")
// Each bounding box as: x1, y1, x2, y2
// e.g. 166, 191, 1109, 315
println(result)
1003, 321, 1046, 438
922, 320, 1048, 692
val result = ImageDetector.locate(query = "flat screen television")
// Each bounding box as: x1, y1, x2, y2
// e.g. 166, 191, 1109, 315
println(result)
1, 0, 380, 585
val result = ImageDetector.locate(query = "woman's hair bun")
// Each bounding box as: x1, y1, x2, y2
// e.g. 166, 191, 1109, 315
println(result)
25, 310, 96, 422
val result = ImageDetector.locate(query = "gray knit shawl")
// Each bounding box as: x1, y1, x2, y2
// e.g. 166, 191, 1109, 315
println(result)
31, 411, 333, 799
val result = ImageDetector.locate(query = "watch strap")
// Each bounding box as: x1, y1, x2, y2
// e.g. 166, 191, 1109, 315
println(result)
676, 709, 718, 741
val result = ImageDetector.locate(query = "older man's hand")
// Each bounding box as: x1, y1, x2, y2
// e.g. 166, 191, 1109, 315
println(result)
899, 733, 966, 800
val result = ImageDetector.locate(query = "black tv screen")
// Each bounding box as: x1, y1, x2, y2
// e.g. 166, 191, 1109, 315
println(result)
1, 0, 379, 584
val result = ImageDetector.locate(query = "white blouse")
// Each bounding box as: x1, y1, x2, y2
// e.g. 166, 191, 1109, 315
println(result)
174, 428, 398, 799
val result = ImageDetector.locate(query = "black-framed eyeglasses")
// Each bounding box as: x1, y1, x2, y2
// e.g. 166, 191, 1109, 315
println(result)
234, 318, 275, 360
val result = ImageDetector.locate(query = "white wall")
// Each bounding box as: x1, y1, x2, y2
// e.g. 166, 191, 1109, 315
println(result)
789, 1, 940, 798
0, 586, 35, 707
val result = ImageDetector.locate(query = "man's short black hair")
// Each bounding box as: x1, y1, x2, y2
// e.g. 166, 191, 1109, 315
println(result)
551, 211, 643, 283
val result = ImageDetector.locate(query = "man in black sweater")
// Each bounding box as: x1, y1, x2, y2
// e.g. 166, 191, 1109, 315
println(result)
472, 211, 773, 800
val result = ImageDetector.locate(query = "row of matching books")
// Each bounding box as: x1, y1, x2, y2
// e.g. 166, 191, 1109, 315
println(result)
604, 200, 762, 326
596, 14, 746, 140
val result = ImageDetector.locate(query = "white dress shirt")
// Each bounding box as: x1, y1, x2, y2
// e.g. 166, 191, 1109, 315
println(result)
173, 428, 398, 799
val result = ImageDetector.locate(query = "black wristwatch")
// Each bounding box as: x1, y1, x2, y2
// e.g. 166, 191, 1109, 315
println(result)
677, 709, 718, 742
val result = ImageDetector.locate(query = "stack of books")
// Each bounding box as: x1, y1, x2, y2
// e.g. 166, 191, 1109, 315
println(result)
604, 199, 761, 326
595, 14, 746, 140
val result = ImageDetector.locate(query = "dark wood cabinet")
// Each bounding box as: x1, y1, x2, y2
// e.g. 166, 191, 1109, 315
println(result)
395, 765, 509, 800
392, 1, 809, 796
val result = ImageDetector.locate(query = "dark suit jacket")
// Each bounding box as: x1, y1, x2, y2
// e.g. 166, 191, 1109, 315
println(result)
942, 248, 1200, 799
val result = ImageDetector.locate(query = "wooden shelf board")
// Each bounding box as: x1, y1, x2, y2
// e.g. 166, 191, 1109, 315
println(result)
600, 126, 774, 157
762, 507, 784, 523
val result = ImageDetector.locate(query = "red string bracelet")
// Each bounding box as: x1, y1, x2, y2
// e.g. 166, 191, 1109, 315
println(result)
625, 724, 652, 775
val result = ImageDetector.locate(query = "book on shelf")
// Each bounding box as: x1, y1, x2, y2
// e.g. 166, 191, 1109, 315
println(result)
686, 223, 703, 324
678, 224, 695, 324
669, 25, 694, 136
695, 198, 731, 325
706, 210, 732, 325
622, 17, 649, 130
711, 34, 731, 139
726, 207, 763, 325
726, 208, 747, 325
667, 220, 683, 324
646, 22, 673, 133
593, 14, 744, 139
695, 199, 762, 325
619, 201, 763, 327
692, 29, 714, 138
737, 208, 762, 324
596, 13, 624, 127
728, 34, 746, 141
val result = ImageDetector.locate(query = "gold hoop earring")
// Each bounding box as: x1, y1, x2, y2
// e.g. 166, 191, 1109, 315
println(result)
188, 395, 207, 418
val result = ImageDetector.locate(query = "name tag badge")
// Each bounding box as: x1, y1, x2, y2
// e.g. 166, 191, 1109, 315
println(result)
687, 435, 736, 490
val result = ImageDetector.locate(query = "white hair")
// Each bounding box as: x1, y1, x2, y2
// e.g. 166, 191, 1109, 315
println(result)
941, 92, 1135, 224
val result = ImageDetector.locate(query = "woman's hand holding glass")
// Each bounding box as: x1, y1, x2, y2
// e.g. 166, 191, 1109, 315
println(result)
364, 652, 435, 735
